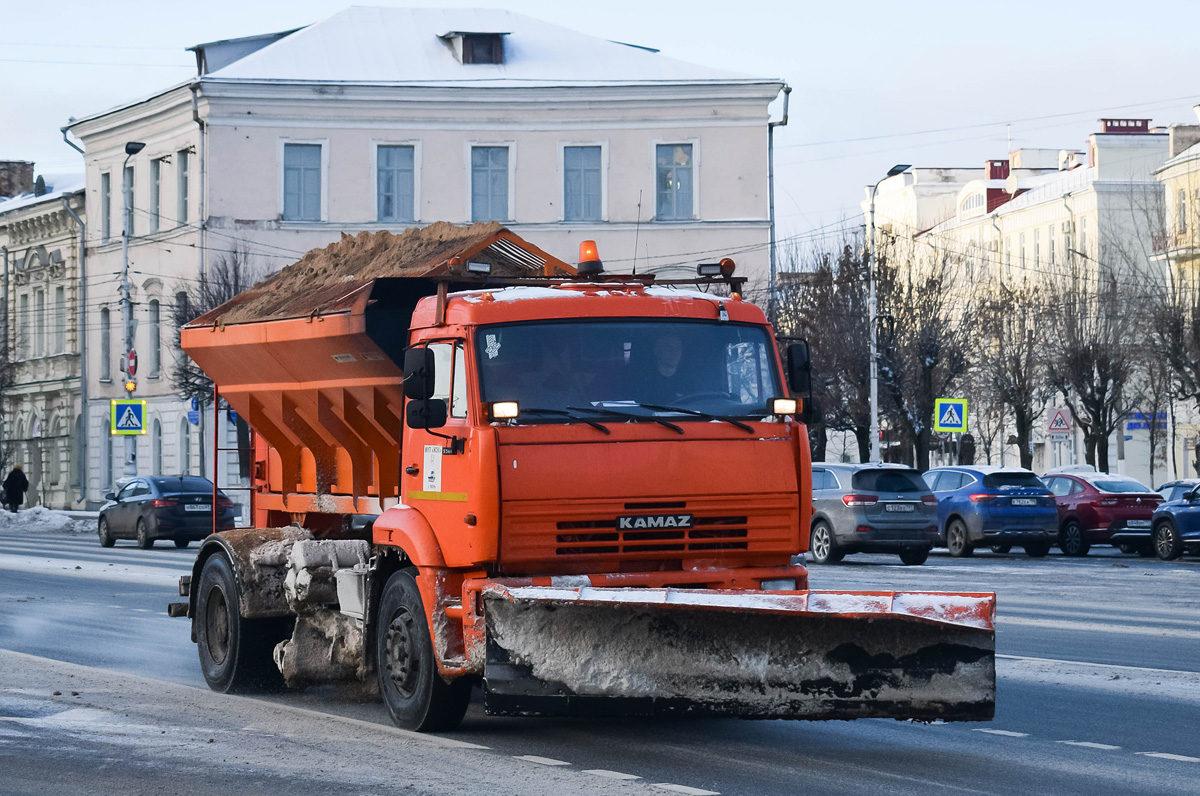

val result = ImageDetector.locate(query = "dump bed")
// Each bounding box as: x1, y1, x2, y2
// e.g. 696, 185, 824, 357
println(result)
180, 224, 570, 514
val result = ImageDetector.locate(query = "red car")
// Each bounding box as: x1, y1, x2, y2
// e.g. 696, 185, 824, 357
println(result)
1042, 472, 1162, 556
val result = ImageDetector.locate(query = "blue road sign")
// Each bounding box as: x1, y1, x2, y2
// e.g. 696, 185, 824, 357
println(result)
110, 400, 147, 436
934, 398, 968, 433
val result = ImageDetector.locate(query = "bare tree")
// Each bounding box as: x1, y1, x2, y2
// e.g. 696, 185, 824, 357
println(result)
773, 234, 872, 462
875, 236, 976, 471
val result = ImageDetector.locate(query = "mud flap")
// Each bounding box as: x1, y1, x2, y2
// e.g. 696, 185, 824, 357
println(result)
482, 587, 995, 722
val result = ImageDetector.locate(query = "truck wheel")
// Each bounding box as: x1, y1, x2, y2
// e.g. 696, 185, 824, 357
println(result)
195, 553, 288, 693
1058, 520, 1089, 556
947, 520, 973, 557
898, 548, 928, 565
98, 517, 115, 548
136, 519, 154, 549
1154, 522, 1183, 561
809, 522, 843, 564
376, 570, 472, 732
1023, 541, 1050, 558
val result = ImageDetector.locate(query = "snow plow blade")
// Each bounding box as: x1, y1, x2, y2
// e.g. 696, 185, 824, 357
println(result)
482, 586, 995, 722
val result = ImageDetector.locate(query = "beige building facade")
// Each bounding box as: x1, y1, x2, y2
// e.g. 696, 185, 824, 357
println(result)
63, 6, 786, 508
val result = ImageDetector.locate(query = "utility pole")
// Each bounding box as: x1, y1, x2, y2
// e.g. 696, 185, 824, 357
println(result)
121, 141, 145, 478
868, 164, 911, 463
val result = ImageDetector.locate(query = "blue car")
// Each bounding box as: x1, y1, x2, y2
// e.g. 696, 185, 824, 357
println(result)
923, 466, 1058, 558
1150, 479, 1200, 560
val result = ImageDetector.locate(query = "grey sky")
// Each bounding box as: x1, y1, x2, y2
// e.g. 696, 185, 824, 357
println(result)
3, 0, 1198, 244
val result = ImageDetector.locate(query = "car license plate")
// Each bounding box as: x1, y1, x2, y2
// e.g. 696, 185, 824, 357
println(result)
1127, 519, 1151, 528
184, 504, 211, 512
885, 503, 915, 512
1011, 498, 1038, 506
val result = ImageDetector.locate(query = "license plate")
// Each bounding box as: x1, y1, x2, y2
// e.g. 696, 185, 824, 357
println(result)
1011, 498, 1038, 506
184, 504, 211, 512
885, 503, 915, 512
1127, 519, 1151, 528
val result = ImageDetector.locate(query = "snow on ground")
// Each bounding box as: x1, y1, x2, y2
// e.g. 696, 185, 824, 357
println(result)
0, 507, 93, 535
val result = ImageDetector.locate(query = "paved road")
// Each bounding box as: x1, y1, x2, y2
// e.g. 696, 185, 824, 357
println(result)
2, 529, 1198, 795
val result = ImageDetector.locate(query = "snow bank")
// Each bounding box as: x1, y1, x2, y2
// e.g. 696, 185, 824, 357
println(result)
0, 507, 93, 535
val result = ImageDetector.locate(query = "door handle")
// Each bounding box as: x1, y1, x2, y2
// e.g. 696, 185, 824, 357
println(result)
405, 466, 419, 476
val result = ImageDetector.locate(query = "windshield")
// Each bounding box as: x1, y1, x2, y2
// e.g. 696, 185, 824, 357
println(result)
982, 472, 1047, 490
475, 320, 784, 419
852, 469, 927, 493
1090, 478, 1153, 494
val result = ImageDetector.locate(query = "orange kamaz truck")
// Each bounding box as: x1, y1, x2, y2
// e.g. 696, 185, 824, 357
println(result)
172, 222, 995, 732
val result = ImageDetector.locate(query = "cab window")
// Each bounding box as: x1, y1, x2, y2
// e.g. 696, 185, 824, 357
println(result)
428, 342, 467, 418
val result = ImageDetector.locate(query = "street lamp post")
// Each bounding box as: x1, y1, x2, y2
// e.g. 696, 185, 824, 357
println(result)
121, 141, 145, 477
868, 164, 911, 463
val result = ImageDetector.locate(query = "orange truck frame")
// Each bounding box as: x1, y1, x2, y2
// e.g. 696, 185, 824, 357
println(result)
171, 227, 995, 732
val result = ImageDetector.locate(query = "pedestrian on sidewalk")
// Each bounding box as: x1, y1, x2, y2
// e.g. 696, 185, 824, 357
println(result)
3, 466, 28, 513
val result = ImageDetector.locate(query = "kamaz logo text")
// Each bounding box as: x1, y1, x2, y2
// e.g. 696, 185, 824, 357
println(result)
617, 514, 694, 530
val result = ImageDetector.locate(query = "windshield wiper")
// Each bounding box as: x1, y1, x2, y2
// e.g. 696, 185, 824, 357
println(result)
638, 403, 756, 434
518, 407, 610, 435
567, 405, 685, 435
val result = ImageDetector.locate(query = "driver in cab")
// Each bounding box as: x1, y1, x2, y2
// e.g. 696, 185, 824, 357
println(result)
638, 333, 692, 404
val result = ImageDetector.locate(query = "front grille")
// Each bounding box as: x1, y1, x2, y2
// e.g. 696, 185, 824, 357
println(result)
554, 515, 749, 556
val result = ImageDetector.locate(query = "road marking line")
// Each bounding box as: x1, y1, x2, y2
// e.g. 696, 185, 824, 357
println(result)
1138, 752, 1200, 763
998, 654, 1200, 676
583, 770, 641, 780
973, 729, 1028, 737
515, 755, 570, 766
651, 785, 720, 795
997, 616, 1200, 640
1058, 741, 1121, 750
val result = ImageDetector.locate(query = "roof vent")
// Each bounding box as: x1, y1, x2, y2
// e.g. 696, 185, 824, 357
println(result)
440, 31, 507, 65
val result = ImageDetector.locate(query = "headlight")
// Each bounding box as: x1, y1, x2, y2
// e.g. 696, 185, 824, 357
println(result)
760, 578, 797, 591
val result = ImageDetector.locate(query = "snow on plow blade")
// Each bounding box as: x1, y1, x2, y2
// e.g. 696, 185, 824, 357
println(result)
482, 586, 996, 722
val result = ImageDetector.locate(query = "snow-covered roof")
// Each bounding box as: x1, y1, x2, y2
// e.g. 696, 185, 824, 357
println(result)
0, 173, 85, 217
201, 6, 771, 87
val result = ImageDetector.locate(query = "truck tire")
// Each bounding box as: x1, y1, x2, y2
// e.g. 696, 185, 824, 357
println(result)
195, 553, 288, 693
946, 520, 973, 557
376, 570, 472, 732
809, 522, 843, 564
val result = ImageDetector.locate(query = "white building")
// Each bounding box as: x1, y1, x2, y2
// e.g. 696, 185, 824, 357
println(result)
0, 167, 86, 508
62, 6, 786, 507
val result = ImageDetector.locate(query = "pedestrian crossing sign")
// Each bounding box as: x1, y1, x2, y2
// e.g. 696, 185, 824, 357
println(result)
110, 399, 147, 436
934, 398, 968, 433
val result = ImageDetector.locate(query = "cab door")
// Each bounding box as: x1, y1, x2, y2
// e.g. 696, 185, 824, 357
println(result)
401, 340, 475, 560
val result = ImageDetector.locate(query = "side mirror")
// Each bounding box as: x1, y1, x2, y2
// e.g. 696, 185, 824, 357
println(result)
786, 342, 811, 394
104, 492, 116, 501
1189, 487, 1200, 503
403, 347, 436, 400
799, 395, 822, 425
406, 398, 448, 430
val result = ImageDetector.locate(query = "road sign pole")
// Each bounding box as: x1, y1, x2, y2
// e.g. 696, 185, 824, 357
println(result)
121, 154, 137, 479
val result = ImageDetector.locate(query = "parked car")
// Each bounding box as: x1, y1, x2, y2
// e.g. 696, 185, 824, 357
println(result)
98, 475, 236, 549
922, 466, 1057, 558
1040, 472, 1162, 556
1150, 479, 1200, 560
810, 463, 938, 565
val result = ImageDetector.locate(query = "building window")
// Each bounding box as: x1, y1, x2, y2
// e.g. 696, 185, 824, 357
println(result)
1034, 230, 1040, 267
471, 146, 509, 222
1004, 237, 1011, 276
179, 417, 191, 475
1081, 218, 1088, 257
1019, 232, 1026, 270
1178, 189, 1188, 235
34, 289, 45, 357
152, 418, 162, 475
177, 150, 189, 224
100, 172, 111, 243
148, 298, 161, 377
18, 294, 28, 359
1048, 225, 1055, 266
149, 158, 161, 233
462, 34, 503, 64
377, 145, 415, 223
283, 143, 322, 222
656, 144, 694, 221
564, 146, 602, 222
54, 286, 65, 354
123, 165, 134, 236
99, 307, 111, 381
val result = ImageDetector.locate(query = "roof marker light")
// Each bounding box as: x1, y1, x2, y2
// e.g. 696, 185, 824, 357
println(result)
467, 261, 492, 274
697, 263, 722, 276
577, 240, 603, 276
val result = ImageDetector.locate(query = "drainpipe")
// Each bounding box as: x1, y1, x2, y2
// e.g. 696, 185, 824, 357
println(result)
61, 196, 87, 505
190, 82, 209, 480
61, 128, 85, 156
1, 245, 7, 460
767, 85, 791, 321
